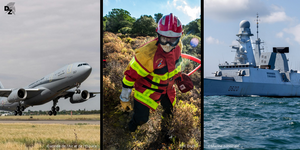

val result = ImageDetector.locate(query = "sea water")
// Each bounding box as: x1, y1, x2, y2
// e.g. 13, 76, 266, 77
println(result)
204, 96, 300, 149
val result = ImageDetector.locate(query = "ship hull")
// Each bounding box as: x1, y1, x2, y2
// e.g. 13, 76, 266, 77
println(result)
204, 78, 300, 97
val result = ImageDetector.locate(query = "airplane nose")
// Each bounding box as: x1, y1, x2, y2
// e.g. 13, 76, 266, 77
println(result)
85, 65, 92, 75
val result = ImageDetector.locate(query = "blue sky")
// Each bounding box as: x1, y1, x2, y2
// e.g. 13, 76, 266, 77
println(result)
204, 0, 300, 77
103, 0, 201, 26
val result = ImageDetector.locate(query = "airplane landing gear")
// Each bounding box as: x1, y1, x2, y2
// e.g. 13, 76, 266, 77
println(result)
48, 99, 60, 116
14, 104, 24, 116
14, 110, 22, 116
75, 82, 81, 94
48, 111, 53, 116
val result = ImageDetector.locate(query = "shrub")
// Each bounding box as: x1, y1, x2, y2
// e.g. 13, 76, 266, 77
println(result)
168, 100, 201, 144
118, 27, 132, 34
125, 37, 133, 43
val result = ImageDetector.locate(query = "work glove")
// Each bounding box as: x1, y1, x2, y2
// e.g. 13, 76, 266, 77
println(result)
176, 73, 194, 93
120, 87, 133, 111
120, 101, 133, 111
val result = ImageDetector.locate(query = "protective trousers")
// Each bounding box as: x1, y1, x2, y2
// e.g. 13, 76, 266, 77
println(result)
128, 94, 173, 132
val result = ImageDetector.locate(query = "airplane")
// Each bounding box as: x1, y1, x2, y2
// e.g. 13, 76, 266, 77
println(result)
0, 62, 100, 116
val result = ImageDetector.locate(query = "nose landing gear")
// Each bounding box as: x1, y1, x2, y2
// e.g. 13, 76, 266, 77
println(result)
75, 83, 81, 94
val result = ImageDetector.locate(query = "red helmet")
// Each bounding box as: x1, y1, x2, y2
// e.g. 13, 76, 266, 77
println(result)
156, 13, 182, 38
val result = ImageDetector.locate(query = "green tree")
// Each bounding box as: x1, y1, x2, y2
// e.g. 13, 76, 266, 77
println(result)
105, 8, 135, 33
197, 15, 201, 37
183, 18, 201, 37
103, 16, 107, 31
154, 13, 163, 23
131, 15, 157, 36
181, 34, 201, 55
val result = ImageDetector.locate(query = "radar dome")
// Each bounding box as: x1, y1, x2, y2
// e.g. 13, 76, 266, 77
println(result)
237, 20, 253, 36
239, 20, 250, 28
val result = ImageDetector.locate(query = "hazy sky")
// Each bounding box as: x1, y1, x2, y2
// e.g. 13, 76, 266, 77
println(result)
0, 1, 100, 111
204, 0, 300, 77
103, 0, 201, 26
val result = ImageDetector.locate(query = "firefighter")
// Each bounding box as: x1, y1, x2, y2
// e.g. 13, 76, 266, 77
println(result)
120, 13, 193, 132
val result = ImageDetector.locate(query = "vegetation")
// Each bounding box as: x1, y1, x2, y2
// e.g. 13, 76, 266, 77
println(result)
0, 114, 100, 120
154, 13, 163, 23
103, 30, 201, 149
0, 123, 100, 149
103, 8, 201, 38
183, 18, 201, 37
131, 15, 157, 36
25, 109, 100, 115
105, 8, 136, 34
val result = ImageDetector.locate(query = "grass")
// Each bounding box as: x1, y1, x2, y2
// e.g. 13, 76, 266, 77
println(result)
0, 114, 100, 121
0, 123, 100, 149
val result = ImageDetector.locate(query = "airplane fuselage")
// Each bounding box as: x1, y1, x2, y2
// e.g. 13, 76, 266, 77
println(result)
0, 62, 92, 111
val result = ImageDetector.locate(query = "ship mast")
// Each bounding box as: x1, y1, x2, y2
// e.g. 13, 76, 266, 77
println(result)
255, 13, 260, 39
253, 13, 263, 67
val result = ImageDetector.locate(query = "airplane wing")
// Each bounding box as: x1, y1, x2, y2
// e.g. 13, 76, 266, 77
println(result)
59, 89, 100, 99
0, 89, 12, 97
0, 89, 44, 98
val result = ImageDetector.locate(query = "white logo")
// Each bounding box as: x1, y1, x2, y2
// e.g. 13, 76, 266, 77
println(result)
179, 84, 186, 90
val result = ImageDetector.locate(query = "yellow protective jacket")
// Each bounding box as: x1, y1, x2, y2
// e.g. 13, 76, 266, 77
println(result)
122, 38, 182, 110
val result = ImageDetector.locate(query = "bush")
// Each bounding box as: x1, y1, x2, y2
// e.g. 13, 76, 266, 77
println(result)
168, 100, 201, 144
118, 27, 132, 34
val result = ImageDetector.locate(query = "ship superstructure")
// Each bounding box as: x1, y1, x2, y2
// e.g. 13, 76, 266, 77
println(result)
204, 15, 300, 97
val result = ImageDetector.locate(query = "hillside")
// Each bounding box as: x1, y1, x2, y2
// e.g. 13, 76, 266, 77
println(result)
103, 32, 201, 149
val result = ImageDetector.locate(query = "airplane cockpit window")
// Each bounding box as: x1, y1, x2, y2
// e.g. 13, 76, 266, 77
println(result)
77, 63, 89, 67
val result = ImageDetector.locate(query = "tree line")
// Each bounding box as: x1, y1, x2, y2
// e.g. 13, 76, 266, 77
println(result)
16, 109, 100, 115
103, 8, 201, 37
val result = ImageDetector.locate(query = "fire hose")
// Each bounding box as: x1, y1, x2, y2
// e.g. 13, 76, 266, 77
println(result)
181, 53, 201, 76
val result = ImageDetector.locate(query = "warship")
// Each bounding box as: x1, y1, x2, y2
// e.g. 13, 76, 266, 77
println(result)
204, 15, 300, 97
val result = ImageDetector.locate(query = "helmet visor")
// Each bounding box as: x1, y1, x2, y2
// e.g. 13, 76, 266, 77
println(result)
159, 36, 180, 47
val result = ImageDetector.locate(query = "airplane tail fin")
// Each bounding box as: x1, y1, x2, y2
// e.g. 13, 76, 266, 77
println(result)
0, 81, 4, 89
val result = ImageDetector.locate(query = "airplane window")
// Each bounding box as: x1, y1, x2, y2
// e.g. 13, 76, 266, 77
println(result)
78, 63, 89, 67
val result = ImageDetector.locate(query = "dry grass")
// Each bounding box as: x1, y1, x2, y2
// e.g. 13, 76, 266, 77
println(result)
0, 114, 100, 120
0, 123, 100, 149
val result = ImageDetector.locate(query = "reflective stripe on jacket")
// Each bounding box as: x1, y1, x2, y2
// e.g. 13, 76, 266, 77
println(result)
122, 38, 182, 110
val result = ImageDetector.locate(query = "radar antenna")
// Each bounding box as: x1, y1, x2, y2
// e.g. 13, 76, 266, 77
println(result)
255, 13, 260, 39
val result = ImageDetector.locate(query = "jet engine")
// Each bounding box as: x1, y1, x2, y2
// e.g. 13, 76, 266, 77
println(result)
7, 88, 27, 103
70, 90, 90, 104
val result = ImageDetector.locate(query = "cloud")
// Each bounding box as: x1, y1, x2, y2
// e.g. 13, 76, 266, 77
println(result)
172, 0, 200, 20
276, 32, 283, 38
206, 36, 222, 44
284, 24, 300, 45
260, 5, 293, 23
285, 37, 293, 45
204, 0, 295, 24
205, 0, 268, 21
